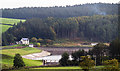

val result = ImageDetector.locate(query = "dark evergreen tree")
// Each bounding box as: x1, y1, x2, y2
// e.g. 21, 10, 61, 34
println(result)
109, 38, 120, 61
13, 53, 25, 68
71, 50, 85, 65
59, 52, 69, 66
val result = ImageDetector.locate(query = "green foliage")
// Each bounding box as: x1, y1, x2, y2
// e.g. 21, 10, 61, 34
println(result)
59, 52, 69, 66
36, 43, 40, 47
109, 38, 120, 58
79, 56, 95, 71
103, 59, 119, 71
72, 50, 85, 65
13, 53, 25, 68
2, 15, 118, 45
31, 37, 37, 42
37, 38, 43, 43
89, 43, 108, 65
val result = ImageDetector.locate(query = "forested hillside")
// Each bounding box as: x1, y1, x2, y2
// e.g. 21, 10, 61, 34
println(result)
2, 3, 118, 19
2, 15, 118, 45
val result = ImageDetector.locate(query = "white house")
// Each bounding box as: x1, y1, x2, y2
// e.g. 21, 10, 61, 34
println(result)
19, 38, 29, 45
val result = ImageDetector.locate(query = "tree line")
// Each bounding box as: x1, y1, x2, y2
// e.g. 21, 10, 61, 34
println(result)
2, 15, 118, 45
1, 3, 118, 19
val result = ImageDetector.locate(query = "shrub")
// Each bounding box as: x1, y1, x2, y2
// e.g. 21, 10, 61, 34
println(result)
36, 43, 41, 47
31, 37, 37, 42
103, 59, 119, 71
79, 56, 95, 71
13, 53, 25, 68
37, 38, 43, 43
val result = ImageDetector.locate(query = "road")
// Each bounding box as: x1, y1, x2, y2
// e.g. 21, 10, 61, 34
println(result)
35, 47, 92, 55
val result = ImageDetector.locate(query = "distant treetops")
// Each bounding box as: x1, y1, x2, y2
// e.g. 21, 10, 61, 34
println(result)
2, 3, 118, 19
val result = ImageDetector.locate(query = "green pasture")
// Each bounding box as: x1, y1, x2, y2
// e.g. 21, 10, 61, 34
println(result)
0, 24, 12, 33
1, 47, 42, 69
2, 44, 26, 48
0, 18, 25, 32
0, 18, 25, 25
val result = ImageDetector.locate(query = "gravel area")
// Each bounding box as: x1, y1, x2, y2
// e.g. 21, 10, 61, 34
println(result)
22, 50, 51, 60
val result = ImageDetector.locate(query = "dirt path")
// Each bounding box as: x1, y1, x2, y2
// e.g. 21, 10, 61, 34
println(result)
22, 50, 51, 60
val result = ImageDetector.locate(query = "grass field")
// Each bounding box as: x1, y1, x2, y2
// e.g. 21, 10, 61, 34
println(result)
2, 44, 24, 48
8, 66, 104, 71
0, 18, 25, 32
0, 18, 25, 25
9, 69, 103, 71
0, 24, 12, 33
33, 66, 81, 69
51, 39, 93, 47
1, 47, 42, 69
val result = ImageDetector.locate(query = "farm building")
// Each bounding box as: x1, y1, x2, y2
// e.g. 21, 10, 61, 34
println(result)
91, 43, 98, 46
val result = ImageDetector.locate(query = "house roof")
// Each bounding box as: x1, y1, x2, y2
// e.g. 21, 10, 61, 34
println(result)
21, 38, 29, 41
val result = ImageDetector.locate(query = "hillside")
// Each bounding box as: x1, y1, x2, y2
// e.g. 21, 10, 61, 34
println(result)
1, 3, 118, 19
0, 18, 25, 33
2, 15, 118, 45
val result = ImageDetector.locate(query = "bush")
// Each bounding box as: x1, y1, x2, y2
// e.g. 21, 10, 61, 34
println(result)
103, 59, 119, 71
79, 56, 95, 71
36, 43, 41, 47
37, 38, 43, 43
42, 39, 53, 46
13, 53, 25, 68
31, 37, 37, 42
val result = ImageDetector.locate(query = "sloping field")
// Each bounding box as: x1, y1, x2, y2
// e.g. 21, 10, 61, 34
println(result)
0, 18, 25, 32
0, 18, 25, 25
1, 47, 42, 69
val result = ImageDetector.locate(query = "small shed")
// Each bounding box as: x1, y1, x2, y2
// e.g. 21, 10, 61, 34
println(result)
29, 44, 34, 47
91, 43, 98, 46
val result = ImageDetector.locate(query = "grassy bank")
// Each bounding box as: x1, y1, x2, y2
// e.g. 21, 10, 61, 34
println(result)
1, 47, 42, 69
2, 44, 24, 48
8, 67, 104, 71
8, 69, 103, 71
6, 65, 105, 71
